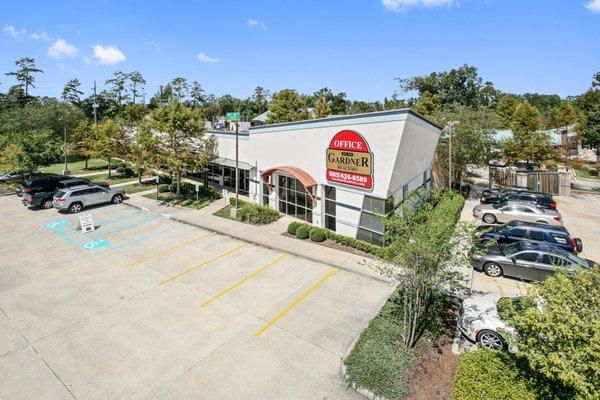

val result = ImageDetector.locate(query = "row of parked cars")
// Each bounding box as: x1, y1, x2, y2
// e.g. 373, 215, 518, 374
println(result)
458, 186, 596, 350
17, 174, 125, 213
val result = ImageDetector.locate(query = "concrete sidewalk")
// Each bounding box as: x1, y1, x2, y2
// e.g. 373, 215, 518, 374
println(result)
123, 193, 391, 283
74, 169, 117, 178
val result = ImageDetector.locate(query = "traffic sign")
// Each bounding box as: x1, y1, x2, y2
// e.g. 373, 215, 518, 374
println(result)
76, 214, 95, 233
226, 112, 240, 121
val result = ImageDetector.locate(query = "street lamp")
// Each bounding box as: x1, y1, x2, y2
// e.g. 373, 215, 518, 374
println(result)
446, 121, 460, 190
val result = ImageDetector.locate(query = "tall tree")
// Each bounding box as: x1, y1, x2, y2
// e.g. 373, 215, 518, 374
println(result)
169, 77, 189, 101
5, 57, 43, 97
189, 81, 206, 107
105, 71, 130, 106
575, 72, 600, 156
314, 96, 331, 118
146, 100, 215, 197
496, 95, 519, 128
552, 100, 581, 170
128, 71, 146, 104
252, 86, 270, 115
503, 101, 551, 166
412, 91, 441, 117
510, 100, 541, 138
61, 79, 83, 104
267, 89, 310, 124
91, 119, 130, 178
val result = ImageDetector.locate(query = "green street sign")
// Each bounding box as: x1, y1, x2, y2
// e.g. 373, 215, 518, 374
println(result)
226, 112, 241, 121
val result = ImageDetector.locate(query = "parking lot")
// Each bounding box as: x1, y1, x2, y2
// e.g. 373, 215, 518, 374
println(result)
0, 196, 393, 400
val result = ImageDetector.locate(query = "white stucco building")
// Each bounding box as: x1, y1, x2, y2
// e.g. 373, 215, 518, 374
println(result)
203, 109, 441, 245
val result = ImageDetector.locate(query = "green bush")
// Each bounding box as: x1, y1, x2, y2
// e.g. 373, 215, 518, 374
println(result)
237, 203, 280, 225
323, 229, 388, 258
452, 350, 539, 400
158, 175, 172, 185
157, 184, 170, 193
288, 221, 302, 235
229, 197, 250, 207
309, 227, 326, 242
295, 225, 310, 239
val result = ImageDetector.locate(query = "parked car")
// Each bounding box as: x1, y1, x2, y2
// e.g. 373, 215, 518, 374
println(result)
0, 171, 28, 184
56, 179, 110, 190
52, 185, 124, 213
479, 221, 582, 254
473, 201, 563, 226
458, 294, 513, 350
20, 175, 71, 208
471, 241, 596, 281
481, 189, 556, 209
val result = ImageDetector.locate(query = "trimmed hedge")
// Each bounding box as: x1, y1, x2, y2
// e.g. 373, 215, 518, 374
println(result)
237, 203, 281, 225
169, 181, 221, 200
309, 227, 326, 242
157, 184, 170, 193
295, 225, 310, 239
324, 229, 388, 258
288, 221, 302, 235
452, 350, 538, 400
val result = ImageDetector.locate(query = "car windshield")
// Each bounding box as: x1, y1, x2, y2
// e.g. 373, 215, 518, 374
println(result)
492, 202, 507, 209
564, 252, 592, 269
500, 242, 524, 256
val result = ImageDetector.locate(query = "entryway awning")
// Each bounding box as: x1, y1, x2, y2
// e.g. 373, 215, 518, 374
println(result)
260, 166, 317, 189
211, 157, 253, 170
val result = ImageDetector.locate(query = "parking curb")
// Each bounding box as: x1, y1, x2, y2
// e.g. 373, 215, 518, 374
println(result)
122, 201, 392, 284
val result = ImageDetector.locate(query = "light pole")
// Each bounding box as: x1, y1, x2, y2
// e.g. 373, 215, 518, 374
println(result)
235, 120, 239, 208
446, 121, 460, 190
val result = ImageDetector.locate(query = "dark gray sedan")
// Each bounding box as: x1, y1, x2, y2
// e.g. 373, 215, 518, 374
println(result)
472, 241, 596, 282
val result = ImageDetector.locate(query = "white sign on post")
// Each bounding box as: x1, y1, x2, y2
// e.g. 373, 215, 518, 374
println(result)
76, 214, 95, 233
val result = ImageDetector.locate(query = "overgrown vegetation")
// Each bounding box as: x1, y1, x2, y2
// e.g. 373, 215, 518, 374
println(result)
213, 197, 281, 225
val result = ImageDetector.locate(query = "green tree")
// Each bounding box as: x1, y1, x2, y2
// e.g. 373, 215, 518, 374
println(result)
169, 77, 189, 101
146, 101, 215, 197
91, 119, 130, 178
5, 57, 43, 97
312, 87, 348, 115
266, 89, 310, 124
128, 71, 146, 104
70, 119, 95, 170
314, 96, 331, 118
0, 130, 60, 172
252, 86, 270, 115
496, 95, 519, 128
190, 81, 206, 107
412, 91, 441, 117
105, 71, 130, 107
575, 72, 600, 156
61, 79, 83, 104
510, 100, 541, 137
500, 266, 600, 398
503, 101, 551, 166
552, 100, 581, 169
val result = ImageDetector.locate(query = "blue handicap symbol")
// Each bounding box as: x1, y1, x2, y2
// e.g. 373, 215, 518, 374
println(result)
81, 239, 110, 251
44, 220, 69, 229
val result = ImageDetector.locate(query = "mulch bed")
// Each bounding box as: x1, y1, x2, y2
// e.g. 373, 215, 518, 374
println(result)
281, 231, 377, 259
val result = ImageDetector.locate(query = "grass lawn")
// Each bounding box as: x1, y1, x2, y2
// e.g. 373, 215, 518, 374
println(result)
213, 205, 236, 220
41, 157, 109, 175
122, 182, 156, 194
90, 173, 150, 185
142, 192, 213, 210
575, 168, 599, 180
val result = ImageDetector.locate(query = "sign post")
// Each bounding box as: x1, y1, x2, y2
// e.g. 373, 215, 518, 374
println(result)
225, 112, 241, 214
195, 184, 200, 202
156, 176, 160, 200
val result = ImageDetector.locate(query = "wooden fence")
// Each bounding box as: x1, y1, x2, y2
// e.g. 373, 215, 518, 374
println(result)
489, 167, 571, 196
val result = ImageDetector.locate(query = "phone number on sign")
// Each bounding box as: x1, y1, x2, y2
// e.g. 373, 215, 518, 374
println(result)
327, 170, 368, 183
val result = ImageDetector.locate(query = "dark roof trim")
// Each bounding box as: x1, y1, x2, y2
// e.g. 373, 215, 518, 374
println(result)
249, 108, 442, 132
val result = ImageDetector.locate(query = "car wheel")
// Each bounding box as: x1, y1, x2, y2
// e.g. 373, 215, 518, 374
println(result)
41, 199, 53, 209
482, 213, 497, 224
477, 329, 505, 351
69, 202, 83, 213
111, 194, 123, 204
483, 262, 503, 278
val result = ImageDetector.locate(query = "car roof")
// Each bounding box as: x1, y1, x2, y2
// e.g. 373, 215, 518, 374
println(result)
513, 241, 570, 255
499, 200, 541, 207
60, 179, 89, 184
507, 220, 568, 232
62, 185, 95, 192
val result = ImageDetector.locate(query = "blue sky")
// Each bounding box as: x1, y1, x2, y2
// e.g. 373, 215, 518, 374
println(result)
1, 0, 599, 102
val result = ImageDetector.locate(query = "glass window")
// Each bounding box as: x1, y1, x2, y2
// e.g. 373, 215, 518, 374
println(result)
325, 200, 336, 215
357, 228, 384, 246
363, 196, 385, 214
325, 215, 336, 230
550, 233, 568, 244
541, 254, 570, 268
509, 228, 526, 238
359, 213, 385, 234
325, 186, 336, 201
515, 252, 540, 262
529, 230, 545, 241
522, 207, 535, 213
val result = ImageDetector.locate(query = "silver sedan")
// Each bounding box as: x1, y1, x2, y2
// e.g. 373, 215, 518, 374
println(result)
472, 201, 562, 226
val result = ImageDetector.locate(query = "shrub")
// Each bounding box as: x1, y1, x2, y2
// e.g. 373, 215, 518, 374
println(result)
158, 175, 172, 185
323, 229, 387, 258
309, 227, 326, 242
288, 221, 302, 235
453, 350, 540, 400
237, 203, 280, 225
229, 197, 250, 207
295, 225, 310, 239
157, 184, 170, 193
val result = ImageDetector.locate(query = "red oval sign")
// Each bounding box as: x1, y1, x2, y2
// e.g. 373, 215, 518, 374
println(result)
326, 130, 373, 190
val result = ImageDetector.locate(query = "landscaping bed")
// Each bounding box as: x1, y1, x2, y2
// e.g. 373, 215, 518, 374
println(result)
214, 198, 281, 225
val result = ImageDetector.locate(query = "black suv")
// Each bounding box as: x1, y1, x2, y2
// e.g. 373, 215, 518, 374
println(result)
21, 175, 71, 208
479, 220, 582, 254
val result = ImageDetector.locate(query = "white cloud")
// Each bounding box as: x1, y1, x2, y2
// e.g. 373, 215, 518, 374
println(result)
48, 38, 78, 59
585, 0, 600, 13
381, 0, 456, 12
92, 44, 126, 65
3, 25, 26, 38
197, 52, 219, 63
30, 31, 51, 41
247, 18, 268, 29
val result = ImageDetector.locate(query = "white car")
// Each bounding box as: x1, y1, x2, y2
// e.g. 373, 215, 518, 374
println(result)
458, 294, 515, 350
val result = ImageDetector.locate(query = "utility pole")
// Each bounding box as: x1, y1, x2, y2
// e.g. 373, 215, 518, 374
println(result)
63, 126, 68, 174
235, 120, 239, 208
92, 81, 98, 125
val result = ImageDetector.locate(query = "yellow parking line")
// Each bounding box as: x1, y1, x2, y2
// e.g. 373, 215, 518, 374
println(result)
200, 254, 288, 308
255, 267, 337, 337
158, 243, 249, 285
124, 232, 214, 269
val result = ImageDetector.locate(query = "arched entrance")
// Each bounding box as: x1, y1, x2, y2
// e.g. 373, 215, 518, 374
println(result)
261, 166, 317, 223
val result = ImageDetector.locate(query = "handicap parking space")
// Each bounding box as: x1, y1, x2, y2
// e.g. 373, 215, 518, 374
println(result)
0, 196, 391, 400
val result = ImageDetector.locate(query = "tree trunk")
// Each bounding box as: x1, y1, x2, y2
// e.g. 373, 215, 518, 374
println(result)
176, 169, 181, 199
85, 155, 89, 170
138, 171, 142, 184
108, 157, 112, 178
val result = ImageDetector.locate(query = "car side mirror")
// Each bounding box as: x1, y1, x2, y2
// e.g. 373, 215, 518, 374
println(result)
511, 257, 517, 264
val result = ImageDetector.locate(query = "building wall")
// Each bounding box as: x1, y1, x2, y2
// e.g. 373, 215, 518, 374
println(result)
208, 110, 441, 243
